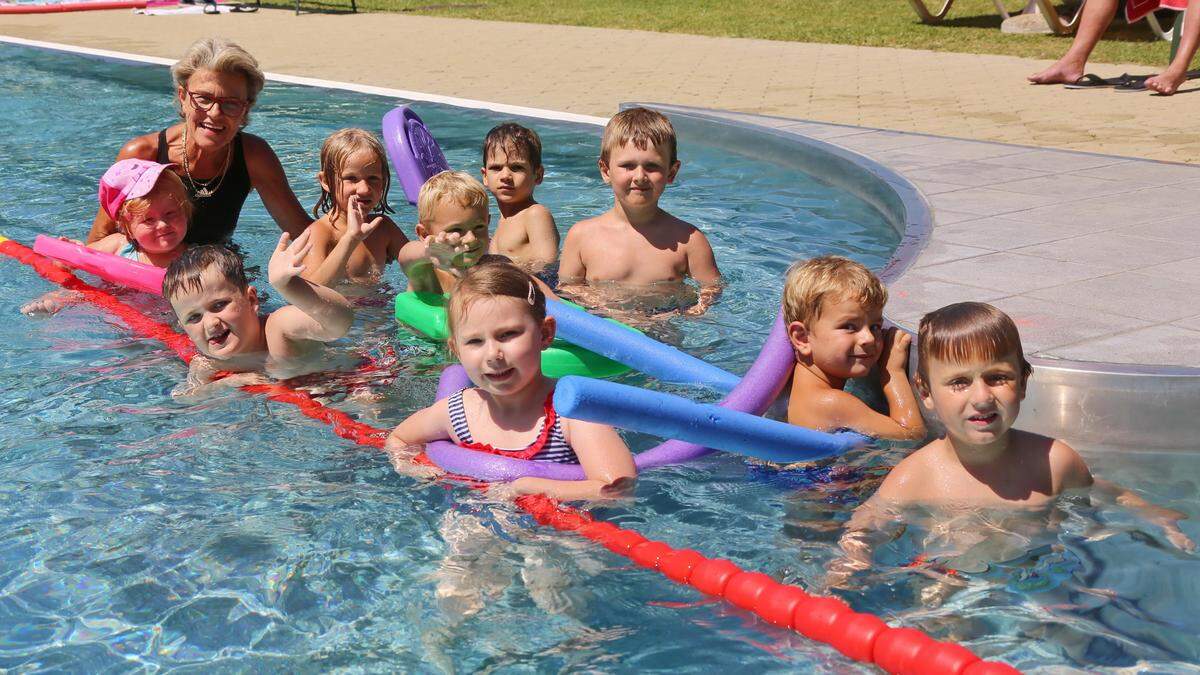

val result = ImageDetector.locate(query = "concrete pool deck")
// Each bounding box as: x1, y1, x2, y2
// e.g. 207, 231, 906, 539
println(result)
2, 11, 1199, 439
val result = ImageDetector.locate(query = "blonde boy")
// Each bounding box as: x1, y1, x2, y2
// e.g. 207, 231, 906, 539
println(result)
559, 107, 721, 314
164, 234, 354, 397
785, 255, 925, 440
480, 123, 559, 272
399, 171, 492, 294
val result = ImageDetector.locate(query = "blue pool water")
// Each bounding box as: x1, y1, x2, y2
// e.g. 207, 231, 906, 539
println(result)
1, 43, 1198, 672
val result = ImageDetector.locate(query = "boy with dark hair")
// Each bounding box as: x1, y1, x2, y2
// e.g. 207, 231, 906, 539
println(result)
164, 232, 353, 397
480, 123, 559, 272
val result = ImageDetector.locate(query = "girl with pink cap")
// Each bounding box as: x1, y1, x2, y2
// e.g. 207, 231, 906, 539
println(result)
22, 159, 191, 315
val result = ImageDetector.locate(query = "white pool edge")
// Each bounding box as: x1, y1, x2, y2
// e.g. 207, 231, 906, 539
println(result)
0, 35, 609, 126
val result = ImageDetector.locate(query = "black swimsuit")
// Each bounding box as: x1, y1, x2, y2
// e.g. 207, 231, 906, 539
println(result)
157, 129, 252, 245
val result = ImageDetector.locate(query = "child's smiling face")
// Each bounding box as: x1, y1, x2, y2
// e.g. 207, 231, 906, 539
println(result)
481, 148, 541, 206
328, 148, 385, 215
169, 267, 262, 360
920, 351, 1026, 449
794, 295, 883, 384
417, 200, 491, 267
125, 194, 188, 253
600, 140, 679, 210
451, 296, 553, 396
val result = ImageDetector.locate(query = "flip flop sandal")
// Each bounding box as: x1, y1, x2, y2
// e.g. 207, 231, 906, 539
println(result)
230, 3, 257, 11
202, 1, 220, 13
1063, 73, 1147, 89
1123, 68, 1200, 94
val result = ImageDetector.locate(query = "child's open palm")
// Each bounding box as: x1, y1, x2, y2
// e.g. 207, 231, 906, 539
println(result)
346, 194, 384, 242
424, 231, 473, 276
268, 230, 314, 287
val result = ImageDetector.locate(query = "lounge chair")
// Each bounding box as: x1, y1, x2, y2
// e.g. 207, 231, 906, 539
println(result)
905, 0, 1018, 24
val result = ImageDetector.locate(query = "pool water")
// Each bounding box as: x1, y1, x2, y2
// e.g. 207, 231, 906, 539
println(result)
1, 43, 1197, 672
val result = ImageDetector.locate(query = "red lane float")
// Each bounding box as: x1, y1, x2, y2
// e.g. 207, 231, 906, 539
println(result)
0, 235, 1021, 674
0, 0, 147, 13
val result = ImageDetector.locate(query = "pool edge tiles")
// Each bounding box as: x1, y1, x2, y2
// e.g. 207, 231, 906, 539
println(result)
632, 103, 1200, 450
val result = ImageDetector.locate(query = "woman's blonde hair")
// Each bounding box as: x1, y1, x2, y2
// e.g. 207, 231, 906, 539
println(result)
417, 170, 489, 224
118, 170, 193, 236
171, 37, 265, 125
783, 255, 887, 326
313, 128, 394, 219
446, 261, 546, 349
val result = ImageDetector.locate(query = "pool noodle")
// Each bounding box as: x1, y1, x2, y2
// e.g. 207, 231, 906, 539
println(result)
33, 235, 165, 295
553, 376, 866, 463
547, 299, 739, 392
424, 311, 799, 480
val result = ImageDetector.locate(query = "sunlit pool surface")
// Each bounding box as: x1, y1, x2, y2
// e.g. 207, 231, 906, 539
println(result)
0, 44, 1197, 672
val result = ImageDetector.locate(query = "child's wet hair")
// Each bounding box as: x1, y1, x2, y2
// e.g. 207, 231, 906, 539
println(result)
417, 170, 490, 224
483, 123, 543, 171
118, 170, 193, 236
446, 260, 546, 347
163, 244, 248, 299
916, 302, 1033, 391
313, 128, 394, 219
600, 107, 677, 166
783, 255, 887, 326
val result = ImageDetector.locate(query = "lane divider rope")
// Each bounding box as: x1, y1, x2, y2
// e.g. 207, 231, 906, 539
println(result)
0, 236, 1019, 674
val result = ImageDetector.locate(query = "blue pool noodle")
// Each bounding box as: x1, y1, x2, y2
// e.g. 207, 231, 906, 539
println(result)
553, 376, 867, 463
546, 299, 740, 393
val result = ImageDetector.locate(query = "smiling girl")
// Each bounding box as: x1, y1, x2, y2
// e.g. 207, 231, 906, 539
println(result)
299, 128, 409, 287
22, 159, 191, 315
386, 261, 636, 501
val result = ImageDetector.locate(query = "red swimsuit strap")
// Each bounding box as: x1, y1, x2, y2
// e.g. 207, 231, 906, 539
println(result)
458, 393, 557, 461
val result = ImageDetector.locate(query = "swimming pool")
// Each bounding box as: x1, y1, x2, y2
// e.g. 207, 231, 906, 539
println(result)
0, 42, 1197, 672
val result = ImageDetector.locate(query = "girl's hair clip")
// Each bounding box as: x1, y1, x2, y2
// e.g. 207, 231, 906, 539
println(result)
527, 281, 536, 305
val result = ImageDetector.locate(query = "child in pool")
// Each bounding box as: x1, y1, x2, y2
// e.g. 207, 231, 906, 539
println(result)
784, 255, 926, 441
22, 159, 191, 315
300, 128, 410, 287
398, 170, 493, 294
558, 107, 721, 315
164, 236, 354, 397
385, 261, 637, 501
829, 303, 1192, 589
480, 123, 559, 273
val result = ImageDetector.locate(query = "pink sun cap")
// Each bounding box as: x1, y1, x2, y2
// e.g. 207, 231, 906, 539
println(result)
98, 159, 176, 221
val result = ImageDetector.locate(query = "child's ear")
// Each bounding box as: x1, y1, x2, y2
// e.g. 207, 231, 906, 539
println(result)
667, 160, 681, 184
317, 171, 330, 195
539, 315, 556, 350
535, 165, 544, 185
915, 375, 936, 411
598, 159, 612, 185
415, 223, 429, 240
788, 320, 813, 358
246, 285, 260, 312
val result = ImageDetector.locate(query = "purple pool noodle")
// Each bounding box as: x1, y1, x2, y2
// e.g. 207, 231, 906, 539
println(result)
423, 310, 796, 481
381, 105, 451, 206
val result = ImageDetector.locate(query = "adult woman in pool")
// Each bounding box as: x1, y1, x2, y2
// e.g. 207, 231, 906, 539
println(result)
86, 37, 311, 246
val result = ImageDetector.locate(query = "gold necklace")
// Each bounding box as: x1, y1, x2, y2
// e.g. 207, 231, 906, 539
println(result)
180, 124, 232, 199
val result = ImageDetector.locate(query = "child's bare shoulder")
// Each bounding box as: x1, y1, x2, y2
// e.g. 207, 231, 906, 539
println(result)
875, 441, 943, 501
567, 213, 611, 234
1013, 430, 1092, 490
91, 233, 130, 254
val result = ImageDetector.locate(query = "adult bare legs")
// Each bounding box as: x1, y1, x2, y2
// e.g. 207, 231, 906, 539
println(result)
1145, 0, 1199, 94
1028, 0, 1120, 84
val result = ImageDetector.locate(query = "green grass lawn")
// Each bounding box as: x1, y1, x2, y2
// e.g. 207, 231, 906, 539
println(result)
281, 0, 1184, 67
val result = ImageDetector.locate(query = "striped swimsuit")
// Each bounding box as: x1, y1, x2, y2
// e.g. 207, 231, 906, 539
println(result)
447, 388, 580, 464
